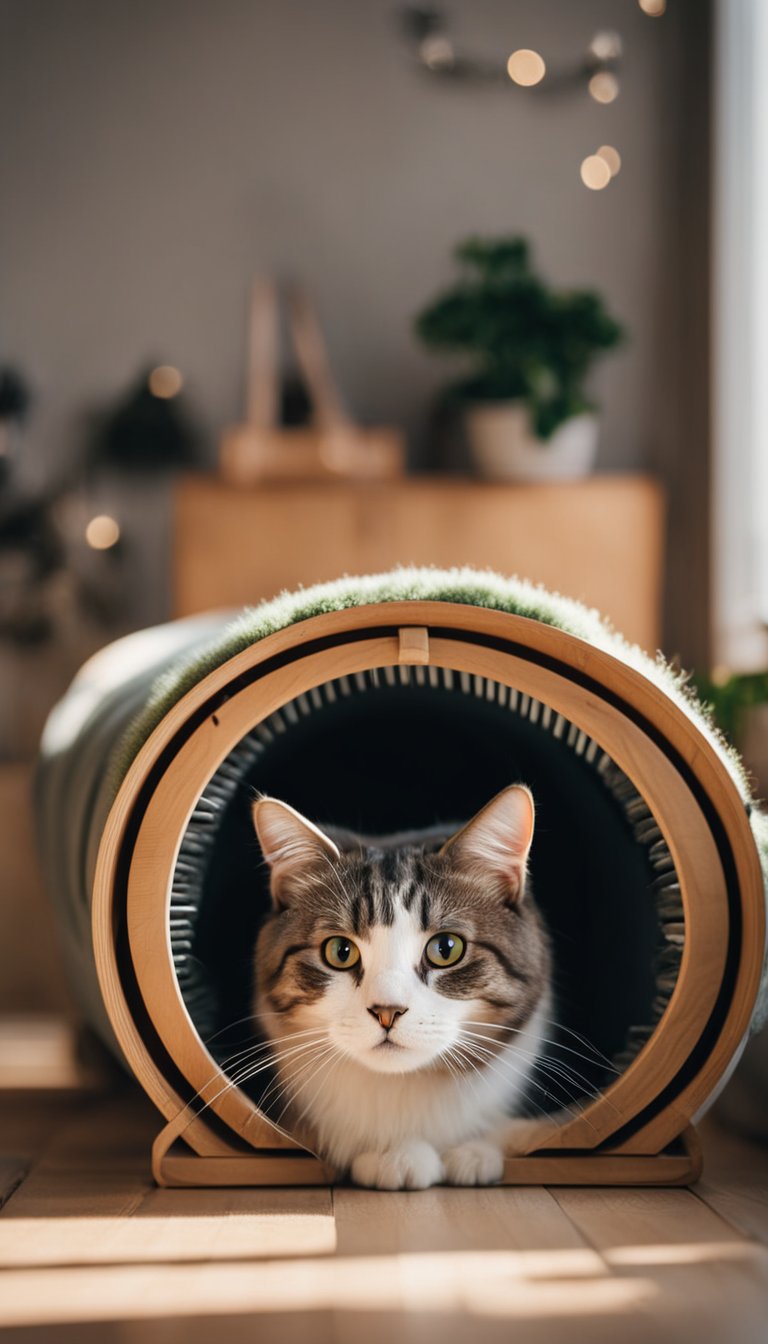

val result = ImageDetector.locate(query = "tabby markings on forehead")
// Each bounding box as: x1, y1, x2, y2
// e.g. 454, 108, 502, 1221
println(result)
419, 886, 433, 932
312, 850, 442, 934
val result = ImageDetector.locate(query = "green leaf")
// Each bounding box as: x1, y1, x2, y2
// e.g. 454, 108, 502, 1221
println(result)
414, 236, 624, 439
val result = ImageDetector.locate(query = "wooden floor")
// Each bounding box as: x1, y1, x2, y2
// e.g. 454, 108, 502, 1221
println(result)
1, 1074, 768, 1343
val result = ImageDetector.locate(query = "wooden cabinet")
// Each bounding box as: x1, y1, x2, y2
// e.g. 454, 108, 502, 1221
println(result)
173, 474, 664, 650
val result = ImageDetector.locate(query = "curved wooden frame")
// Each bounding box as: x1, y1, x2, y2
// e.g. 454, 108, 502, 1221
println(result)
92, 602, 766, 1184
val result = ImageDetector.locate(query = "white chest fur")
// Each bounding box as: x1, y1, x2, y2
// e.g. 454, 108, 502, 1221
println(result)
289, 996, 549, 1170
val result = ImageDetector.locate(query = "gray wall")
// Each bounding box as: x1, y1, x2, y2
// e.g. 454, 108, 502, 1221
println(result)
1, 0, 687, 478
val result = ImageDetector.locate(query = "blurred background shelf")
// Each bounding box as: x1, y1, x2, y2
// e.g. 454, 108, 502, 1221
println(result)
174, 473, 664, 651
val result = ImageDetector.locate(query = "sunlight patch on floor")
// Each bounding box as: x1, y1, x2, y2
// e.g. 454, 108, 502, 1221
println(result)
0, 1249, 656, 1327
0, 1211, 338, 1266
607, 1240, 767, 1267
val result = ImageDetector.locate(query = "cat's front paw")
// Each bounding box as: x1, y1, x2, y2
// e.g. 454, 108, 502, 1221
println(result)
351, 1140, 444, 1191
442, 1139, 505, 1186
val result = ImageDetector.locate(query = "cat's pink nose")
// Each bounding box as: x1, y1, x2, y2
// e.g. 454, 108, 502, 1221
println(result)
368, 1004, 408, 1031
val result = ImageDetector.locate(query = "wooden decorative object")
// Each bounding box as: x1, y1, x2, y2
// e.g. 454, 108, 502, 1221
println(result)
90, 601, 766, 1188
219, 279, 404, 485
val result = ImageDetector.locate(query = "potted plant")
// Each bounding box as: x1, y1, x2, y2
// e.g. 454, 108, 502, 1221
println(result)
415, 237, 624, 481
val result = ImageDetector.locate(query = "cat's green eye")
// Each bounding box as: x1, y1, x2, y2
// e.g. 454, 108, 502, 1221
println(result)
321, 936, 361, 971
425, 932, 466, 968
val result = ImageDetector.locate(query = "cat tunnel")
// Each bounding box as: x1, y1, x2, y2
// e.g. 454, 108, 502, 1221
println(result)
36, 568, 768, 1187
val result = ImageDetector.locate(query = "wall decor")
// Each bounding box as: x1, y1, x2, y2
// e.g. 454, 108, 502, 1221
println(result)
219, 280, 404, 486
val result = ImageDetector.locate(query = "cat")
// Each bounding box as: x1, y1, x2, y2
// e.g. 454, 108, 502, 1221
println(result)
250, 784, 552, 1189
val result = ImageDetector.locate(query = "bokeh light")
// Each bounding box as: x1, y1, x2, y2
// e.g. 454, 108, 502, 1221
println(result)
589, 31, 623, 63
597, 144, 622, 177
588, 71, 619, 104
580, 155, 612, 190
148, 365, 183, 399
85, 515, 121, 550
507, 49, 546, 87
420, 34, 455, 70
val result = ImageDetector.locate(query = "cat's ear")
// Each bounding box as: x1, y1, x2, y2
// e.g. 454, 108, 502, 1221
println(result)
252, 797, 340, 909
441, 785, 535, 905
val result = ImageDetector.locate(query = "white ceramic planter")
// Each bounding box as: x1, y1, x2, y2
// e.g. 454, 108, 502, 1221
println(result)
465, 401, 599, 482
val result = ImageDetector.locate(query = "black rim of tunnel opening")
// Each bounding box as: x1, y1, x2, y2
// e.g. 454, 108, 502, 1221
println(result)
110, 616, 747, 1148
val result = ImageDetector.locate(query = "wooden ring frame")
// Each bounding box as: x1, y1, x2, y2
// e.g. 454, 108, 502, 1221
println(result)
92, 602, 766, 1186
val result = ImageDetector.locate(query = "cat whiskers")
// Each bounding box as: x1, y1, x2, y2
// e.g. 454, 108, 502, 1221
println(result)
459, 1034, 587, 1116
456, 1030, 605, 1132
452, 1033, 566, 1115
270, 1042, 343, 1130
441, 1044, 491, 1112
168, 1028, 330, 1147
230, 1033, 331, 1103
202, 1006, 334, 1056
461, 1018, 623, 1120
211, 1026, 331, 1075
198, 1044, 324, 1128
444, 1036, 558, 1127
186, 1032, 328, 1111
255, 1039, 335, 1115
282, 1047, 346, 1132
203, 1009, 269, 1046
460, 1025, 608, 1108
462, 1019, 621, 1076
505, 1017, 620, 1073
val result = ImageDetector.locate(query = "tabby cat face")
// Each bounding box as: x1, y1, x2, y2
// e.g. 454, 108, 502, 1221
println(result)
252, 786, 550, 1077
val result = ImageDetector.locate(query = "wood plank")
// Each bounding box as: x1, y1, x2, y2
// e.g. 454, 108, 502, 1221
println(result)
0, 1185, 336, 1268
0, 1087, 334, 1266
155, 1148, 699, 1188
552, 1184, 749, 1248
45, 1088, 159, 1160
0, 1160, 27, 1210
158, 1149, 334, 1187
695, 1117, 768, 1245
551, 1185, 768, 1343
0, 1091, 87, 1163
328, 1187, 660, 1344
0, 1090, 640, 1339
333, 1182, 606, 1258
2, 1086, 768, 1342
0, 1092, 155, 1246
0, 1314, 335, 1344
0, 1247, 655, 1337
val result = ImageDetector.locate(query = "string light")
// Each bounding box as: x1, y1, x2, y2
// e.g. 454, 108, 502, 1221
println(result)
588, 71, 619, 104
507, 49, 546, 87
580, 155, 611, 191
638, 0, 666, 15
85, 515, 121, 550
588, 31, 623, 63
596, 144, 622, 177
401, 8, 631, 196
148, 365, 183, 399
420, 33, 454, 70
